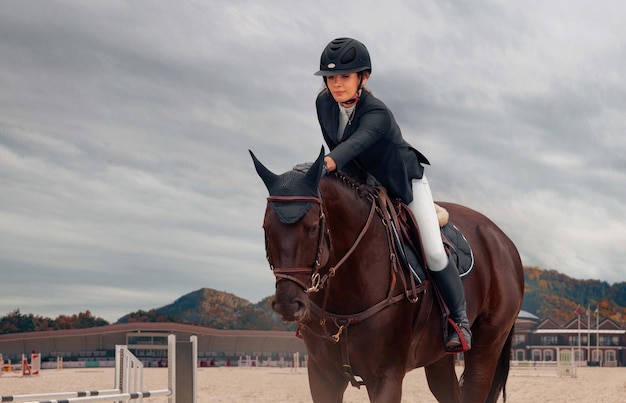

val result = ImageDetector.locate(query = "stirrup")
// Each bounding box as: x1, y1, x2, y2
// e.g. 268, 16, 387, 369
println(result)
445, 318, 471, 353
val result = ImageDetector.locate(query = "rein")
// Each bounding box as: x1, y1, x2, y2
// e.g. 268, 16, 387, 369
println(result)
266, 182, 428, 389
266, 186, 424, 340
308, 195, 376, 294
266, 191, 377, 297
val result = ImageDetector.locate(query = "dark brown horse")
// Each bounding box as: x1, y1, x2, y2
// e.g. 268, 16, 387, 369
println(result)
251, 148, 524, 403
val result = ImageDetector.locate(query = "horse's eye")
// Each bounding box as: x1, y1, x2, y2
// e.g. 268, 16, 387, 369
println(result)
309, 224, 319, 237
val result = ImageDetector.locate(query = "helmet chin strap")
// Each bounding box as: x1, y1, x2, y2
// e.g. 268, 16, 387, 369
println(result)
341, 97, 358, 107
340, 74, 364, 107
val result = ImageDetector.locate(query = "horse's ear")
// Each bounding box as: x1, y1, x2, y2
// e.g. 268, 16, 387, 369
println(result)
303, 146, 326, 185
249, 150, 278, 192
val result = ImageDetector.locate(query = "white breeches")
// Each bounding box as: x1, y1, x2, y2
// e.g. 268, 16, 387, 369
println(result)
409, 175, 449, 271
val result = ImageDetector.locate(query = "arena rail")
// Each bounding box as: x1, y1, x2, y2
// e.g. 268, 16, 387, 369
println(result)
1, 334, 197, 403
509, 348, 576, 378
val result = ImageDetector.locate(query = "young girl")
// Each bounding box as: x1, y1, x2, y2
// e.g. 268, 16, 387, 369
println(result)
314, 37, 471, 353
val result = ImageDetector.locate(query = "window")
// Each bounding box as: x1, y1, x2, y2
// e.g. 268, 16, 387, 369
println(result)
592, 350, 602, 362
574, 349, 584, 362
605, 350, 616, 363
513, 334, 525, 345
569, 335, 578, 346
559, 349, 572, 363
600, 336, 619, 346
541, 335, 558, 345
532, 350, 541, 361
127, 334, 169, 346
544, 349, 554, 361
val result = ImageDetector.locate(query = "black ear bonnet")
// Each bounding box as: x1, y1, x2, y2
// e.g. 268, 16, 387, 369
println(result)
250, 147, 325, 224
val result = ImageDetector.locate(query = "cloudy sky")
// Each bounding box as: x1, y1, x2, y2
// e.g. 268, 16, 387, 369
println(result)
1, 1, 625, 323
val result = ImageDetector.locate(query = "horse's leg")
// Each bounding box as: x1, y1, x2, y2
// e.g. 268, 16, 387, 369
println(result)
424, 354, 461, 403
459, 322, 509, 402
307, 362, 348, 403
362, 368, 405, 403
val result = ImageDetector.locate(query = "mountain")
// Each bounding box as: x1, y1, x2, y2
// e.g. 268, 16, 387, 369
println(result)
116, 288, 296, 331
115, 267, 625, 330
3, 267, 626, 335
522, 266, 626, 323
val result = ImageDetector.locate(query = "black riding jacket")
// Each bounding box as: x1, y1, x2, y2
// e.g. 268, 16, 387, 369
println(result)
316, 89, 429, 204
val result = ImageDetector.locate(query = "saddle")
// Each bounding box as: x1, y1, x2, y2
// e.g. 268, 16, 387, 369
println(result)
375, 191, 474, 284
372, 190, 474, 352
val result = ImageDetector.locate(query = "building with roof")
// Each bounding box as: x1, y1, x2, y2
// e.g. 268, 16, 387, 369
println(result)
512, 310, 625, 366
2, 311, 625, 368
0, 322, 306, 368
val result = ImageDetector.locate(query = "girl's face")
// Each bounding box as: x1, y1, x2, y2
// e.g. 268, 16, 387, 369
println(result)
326, 73, 368, 105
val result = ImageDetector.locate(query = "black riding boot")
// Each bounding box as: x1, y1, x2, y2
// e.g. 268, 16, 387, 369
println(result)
429, 259, 472, 353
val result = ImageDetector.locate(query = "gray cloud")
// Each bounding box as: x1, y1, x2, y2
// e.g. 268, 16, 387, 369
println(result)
1, 0, 625, 322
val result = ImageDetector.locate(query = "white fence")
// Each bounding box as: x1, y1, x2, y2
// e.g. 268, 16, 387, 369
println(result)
510, 349, 576, 378
0, 334, 197, 403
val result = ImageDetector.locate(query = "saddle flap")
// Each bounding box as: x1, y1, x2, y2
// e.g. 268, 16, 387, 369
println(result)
396, 200, 474, 277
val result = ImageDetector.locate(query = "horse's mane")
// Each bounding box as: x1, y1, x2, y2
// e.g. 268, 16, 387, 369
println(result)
323, 171, 379, 201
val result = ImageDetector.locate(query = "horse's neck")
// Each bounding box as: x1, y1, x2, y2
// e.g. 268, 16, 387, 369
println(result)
321, 179, 374, 243
319, 178, 392, 309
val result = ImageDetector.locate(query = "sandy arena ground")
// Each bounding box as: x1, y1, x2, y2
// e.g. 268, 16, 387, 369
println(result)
2, 366, 625, 402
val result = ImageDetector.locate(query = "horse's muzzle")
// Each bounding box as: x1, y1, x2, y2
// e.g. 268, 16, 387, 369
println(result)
272, 296, 308, 322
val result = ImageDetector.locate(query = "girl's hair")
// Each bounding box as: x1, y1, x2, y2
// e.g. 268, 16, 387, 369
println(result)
318, 71, 372, 95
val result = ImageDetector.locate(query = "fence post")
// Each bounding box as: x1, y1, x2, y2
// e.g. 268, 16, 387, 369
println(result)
175, 335, 197, 403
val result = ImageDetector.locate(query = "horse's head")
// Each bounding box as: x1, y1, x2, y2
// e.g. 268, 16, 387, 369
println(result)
250, 147, 330, 322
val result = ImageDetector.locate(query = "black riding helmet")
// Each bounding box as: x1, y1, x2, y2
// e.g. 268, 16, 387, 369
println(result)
314, 38, 372, 77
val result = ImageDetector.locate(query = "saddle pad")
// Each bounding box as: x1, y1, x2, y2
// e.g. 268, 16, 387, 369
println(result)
441, 223, 474, 278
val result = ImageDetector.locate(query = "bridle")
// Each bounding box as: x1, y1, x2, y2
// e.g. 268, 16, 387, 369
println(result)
263, 180, 428, 388
265, 192, 377, 294
265, 194, 330, 292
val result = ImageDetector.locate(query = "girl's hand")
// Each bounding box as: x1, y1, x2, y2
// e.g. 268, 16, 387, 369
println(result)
324, 156, 337, 172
